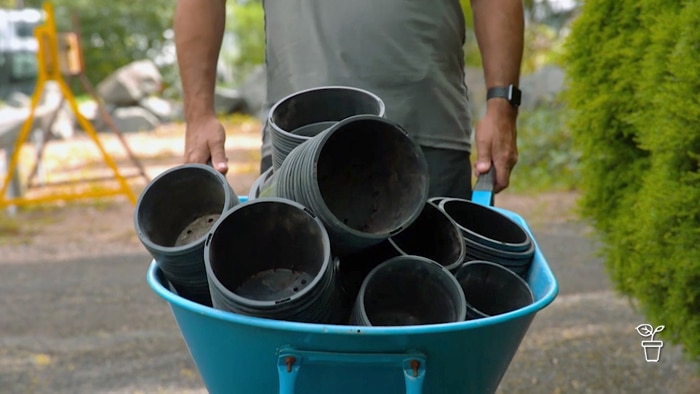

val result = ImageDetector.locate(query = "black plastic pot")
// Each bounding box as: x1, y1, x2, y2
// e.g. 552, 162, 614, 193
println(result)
439, 198, 532, 252
134, 164, 239, 306
349, 256, 467, 326
273, 114, 430, 255
388, 201, 466, 272
454, 260, 534, 320
268, 86, 386, 170
204, 198, 340, 324
438, 198, 535, 276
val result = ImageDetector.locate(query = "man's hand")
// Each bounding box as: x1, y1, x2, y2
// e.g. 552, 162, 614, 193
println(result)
184, 115, 229, 175
174, 0, 227, 174
470, 0, 524, 193
474, 99, 518, 193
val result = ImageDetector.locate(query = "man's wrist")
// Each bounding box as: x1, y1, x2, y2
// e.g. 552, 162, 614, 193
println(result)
485, 97, 519, 119
184, 102, 217, 124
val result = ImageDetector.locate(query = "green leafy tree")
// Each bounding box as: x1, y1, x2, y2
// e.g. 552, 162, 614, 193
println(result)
14, 0, 174, 88
221, 0, 265, 85
565, 0, 700, 364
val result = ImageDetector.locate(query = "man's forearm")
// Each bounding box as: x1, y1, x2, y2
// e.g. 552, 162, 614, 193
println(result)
174, 0, 227, 122
470, 0, 524, 93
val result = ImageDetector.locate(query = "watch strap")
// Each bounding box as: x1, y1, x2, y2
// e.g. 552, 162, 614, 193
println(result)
486, 85, 521, 108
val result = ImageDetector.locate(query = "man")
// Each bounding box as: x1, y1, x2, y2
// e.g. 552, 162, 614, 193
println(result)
174, 0, 523, 198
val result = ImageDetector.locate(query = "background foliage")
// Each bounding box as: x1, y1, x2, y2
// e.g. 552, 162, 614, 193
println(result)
509, 101, 579, 192
4, 0, 175, 89
564, 0, 700, 363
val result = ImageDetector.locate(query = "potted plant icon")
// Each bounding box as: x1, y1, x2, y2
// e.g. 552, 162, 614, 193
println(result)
636, 324, 665, 362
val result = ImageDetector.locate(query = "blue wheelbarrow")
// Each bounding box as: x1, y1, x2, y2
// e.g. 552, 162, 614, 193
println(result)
146, 171, 558, 394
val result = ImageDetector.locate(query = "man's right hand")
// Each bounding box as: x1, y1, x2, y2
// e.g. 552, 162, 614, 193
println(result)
175, 0, 227, 174
184, 115, 229, 175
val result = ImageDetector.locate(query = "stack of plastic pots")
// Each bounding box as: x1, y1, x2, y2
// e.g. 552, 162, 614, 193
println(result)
438, 198, 535, 277
134, 164, 240, 306
272, 114, 430, 255
267, 86, 386, 170
204, 198, 342, 324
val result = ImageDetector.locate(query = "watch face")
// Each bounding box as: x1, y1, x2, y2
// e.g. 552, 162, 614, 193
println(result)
510, 86, 522, 106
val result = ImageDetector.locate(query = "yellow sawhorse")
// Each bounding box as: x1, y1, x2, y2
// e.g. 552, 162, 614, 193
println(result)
0, 2, 138, 209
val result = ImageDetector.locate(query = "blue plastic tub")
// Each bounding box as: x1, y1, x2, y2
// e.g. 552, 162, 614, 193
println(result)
147, 189, 558, 394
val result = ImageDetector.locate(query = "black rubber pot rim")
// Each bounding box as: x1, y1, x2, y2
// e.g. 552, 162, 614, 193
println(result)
268, 85, 386, 143
455, 260, 534, 318
462, 231, 536, 261
308, 114, 429, 241
203, 197, 333, 309
134, 163, 236, 255
438, 197, 532, 253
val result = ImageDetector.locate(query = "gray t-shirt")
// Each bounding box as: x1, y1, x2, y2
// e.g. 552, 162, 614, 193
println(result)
260, 0, 473, 158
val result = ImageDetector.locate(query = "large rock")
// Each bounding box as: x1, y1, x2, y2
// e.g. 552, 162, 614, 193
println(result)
5, 91, 31, 108
214, 87, 247, 115
111, 106, 160, 133
76, 101, 119, 132
38, 81, 75, 139
97, 60, 163, 106
138, 96, 178, 123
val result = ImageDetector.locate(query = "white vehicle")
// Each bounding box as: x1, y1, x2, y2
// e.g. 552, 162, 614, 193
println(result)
0, 8, 43, 100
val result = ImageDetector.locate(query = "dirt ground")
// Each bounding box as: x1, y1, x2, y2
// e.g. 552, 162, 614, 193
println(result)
0, 119, 581, 265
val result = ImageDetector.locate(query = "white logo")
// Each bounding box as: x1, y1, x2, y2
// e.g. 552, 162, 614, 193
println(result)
635, 324, 665, 363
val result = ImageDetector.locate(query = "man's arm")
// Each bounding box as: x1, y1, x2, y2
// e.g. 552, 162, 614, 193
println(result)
470, 0, 524, 193
174, 0, 229, 174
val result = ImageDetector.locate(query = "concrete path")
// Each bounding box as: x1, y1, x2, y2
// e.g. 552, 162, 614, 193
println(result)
1, 220, 698, 393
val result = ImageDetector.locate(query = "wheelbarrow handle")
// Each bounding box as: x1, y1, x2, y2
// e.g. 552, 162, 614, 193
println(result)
277, 349, 426, 394
472, 166, 495, 207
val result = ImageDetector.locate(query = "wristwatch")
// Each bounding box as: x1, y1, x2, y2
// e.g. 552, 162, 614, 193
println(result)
486, 84, 522, 108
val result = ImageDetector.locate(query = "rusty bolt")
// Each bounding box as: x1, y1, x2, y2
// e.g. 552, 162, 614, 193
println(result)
410, 359, 420, 377
285, 356, 296, 373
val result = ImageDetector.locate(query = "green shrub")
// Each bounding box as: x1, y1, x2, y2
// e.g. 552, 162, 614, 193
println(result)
564, 0, 700, 364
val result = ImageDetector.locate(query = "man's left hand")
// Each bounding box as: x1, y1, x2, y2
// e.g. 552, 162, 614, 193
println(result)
473, 99, 518, 193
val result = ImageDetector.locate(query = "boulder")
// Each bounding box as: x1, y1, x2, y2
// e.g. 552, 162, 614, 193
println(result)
111, 106, 160, 133
76, 100, 115, 132
38, 81, 75, 139
214, 87, 247, 115
97, 60, 163, 106
46, 106, 75, 140
139, 96, 178, 123
6, 91, 31, 108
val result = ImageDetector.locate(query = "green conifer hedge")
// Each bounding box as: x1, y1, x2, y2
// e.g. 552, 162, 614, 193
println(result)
564, 0, 700, 363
